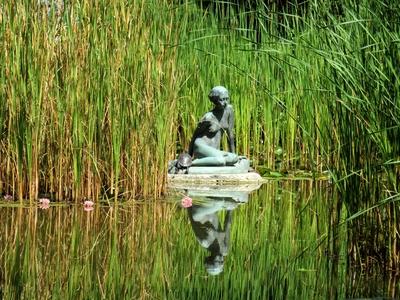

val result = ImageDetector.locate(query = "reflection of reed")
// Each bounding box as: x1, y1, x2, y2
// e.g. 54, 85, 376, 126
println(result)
0, 181, 398, 298
343, 174, 400, 280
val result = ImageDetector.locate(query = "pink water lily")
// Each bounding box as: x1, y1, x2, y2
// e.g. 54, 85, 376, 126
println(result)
39, 198, 50, 209
181, 196, 193, 208
39, 198, 50, 205
3, 194, 13, 201
84, 200, 94, 211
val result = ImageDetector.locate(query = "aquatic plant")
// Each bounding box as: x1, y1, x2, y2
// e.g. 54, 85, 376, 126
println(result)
83, 199, 94, 211
0, 4, 398, 270
181, 196, 193, 208
38, 197, 50, 209
0, 0, 398, 201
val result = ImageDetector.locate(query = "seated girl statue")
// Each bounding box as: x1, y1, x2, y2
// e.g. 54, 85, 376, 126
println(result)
188, 86, 239, 166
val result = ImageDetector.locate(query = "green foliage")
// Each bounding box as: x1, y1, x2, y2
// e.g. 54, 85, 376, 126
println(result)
0, 0, 398, 201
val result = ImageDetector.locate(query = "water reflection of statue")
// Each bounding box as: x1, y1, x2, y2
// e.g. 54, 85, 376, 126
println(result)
187, 199, 237, 275
188, 86, 239, 166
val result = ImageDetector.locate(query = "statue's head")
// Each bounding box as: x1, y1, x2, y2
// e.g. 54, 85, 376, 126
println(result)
209, 86, 229, 100
205, 254, 224, 276
208, 86, 229, 109
39, 0, 64, 17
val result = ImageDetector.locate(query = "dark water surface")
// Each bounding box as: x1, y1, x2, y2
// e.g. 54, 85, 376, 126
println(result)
0, 181, 398, 299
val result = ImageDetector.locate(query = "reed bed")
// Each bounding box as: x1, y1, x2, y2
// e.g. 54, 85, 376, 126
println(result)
0, 0, 398, 202
1, 0, 183, 200
0, 0, 399, 274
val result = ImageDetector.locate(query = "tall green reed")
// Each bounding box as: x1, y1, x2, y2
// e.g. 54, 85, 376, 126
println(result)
1, 0, 184, 200
0, 0, 398, 204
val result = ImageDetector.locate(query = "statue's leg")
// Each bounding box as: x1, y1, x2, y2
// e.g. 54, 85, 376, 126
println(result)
191, 156, 226, 166
222, 151, 239, 165
191, 205, 223, 224
192, 140, 226, 166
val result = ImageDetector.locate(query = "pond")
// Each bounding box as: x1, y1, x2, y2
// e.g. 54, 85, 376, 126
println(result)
0, 180, 398, 299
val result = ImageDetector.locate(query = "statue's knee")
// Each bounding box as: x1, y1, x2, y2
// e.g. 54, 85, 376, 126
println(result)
224, 153, 238, 165
216, 156, 226, 166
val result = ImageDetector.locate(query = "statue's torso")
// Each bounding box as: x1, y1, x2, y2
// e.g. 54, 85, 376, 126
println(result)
190, 105, 234, 158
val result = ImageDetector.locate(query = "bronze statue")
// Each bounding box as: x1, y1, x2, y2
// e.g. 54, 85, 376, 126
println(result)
168, 86, 254, 175
188, 86, 239, 166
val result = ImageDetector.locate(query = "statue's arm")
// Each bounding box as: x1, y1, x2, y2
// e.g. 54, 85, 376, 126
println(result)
188, 118, 209, 156
227, 106, 235, 153
188, 127, 200, 156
